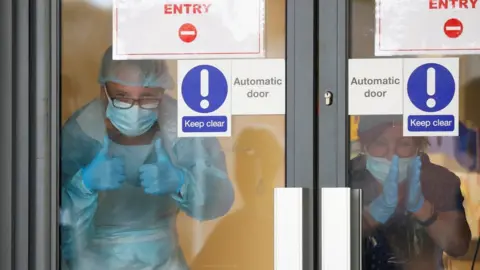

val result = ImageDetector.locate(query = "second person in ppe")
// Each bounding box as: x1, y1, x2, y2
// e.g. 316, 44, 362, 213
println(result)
60, 47, 235, 270
350, 115, 470, 270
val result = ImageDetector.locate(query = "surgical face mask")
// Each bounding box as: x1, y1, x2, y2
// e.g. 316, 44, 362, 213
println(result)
106, 99, 158, 137
366, 154, 414, 183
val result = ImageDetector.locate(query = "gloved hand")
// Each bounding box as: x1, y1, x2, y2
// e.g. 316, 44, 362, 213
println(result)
82, 136, 126, 191
139, 138, 184, 195
406, 156, 424, 213
369, 155, 399, 224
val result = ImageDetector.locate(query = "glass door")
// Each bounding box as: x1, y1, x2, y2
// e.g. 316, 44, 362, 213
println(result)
1, 0, 319, 269
58, 1, 318, 270
348, 1, 479, 269
317, 0, 479, 269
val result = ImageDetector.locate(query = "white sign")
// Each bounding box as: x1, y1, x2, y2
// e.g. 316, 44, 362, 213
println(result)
231, 59, 285, 115
113, 0, 265, 60
348, 59, 404, 115
375, 0, 480, 56
178, 60, 232, 137
403, 58, 459, 136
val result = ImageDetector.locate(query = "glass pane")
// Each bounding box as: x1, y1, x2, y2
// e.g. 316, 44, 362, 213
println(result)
349, 1, 476, 269
60, 0, 285, 269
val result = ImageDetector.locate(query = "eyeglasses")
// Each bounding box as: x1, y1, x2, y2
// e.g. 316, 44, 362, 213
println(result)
111, 96, 161, 110
366, 138, 418, 158
103, 86, 162, 110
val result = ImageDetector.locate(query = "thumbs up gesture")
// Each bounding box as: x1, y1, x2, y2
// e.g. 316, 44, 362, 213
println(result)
82, 136, 126, 191
139, 139, 184, 195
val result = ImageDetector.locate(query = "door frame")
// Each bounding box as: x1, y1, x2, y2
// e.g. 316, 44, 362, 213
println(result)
317, 0, 352, 268
285, 0, 321, 267
317, 0, 350, 188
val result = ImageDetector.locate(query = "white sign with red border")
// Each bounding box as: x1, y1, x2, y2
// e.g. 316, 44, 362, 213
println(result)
113, 0, 265, 60
375, 0, 480, 56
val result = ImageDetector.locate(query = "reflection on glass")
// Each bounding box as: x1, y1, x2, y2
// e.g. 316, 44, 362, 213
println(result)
350, 115, 471, 269
191, 127, 283, 269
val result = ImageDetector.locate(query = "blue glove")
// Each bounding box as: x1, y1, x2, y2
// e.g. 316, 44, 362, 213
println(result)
81, 136, 126, 191
369, 155, 399, 224
406, 156, 424, 213
139, 138, 184, 195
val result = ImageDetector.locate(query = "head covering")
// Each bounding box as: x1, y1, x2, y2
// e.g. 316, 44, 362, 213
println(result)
357, 115, 403, 134
357, 115, 403, 143
98, 46, 174, 89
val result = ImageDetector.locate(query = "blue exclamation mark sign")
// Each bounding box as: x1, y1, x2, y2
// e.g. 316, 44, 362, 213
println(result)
181, 64, 229, 133
200, 69, 210, 109
426, 67, 436, 109
406, 63, 456, 132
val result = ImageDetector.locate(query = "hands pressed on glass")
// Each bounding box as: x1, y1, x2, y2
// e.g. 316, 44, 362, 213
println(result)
369, 155, 400, 224
139, 138, 184, 195
367, 137, 425, 224
406, 156, 424, 213
82, 136, 126, 191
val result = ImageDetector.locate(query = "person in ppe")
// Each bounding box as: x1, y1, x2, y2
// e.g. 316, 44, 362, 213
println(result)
60, 46, 235, 270
349, 115, 470, 270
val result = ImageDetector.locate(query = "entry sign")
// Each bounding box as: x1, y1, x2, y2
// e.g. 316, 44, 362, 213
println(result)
403, 58, 459, 136
113, 0, 265, 60
375, 0, 480, 56
178, 60, 232, 137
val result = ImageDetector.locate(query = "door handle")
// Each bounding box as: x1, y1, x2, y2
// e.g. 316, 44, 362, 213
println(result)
321, 188, 362, 270
274, 188, 306, 270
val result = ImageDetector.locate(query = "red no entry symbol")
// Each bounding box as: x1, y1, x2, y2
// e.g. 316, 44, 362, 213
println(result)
178, 23, 197, 43
444, 18, 463, 39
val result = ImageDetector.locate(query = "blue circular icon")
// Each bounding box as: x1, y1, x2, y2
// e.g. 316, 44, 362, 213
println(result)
407, 63, 455, 112
182, 65, 228, 113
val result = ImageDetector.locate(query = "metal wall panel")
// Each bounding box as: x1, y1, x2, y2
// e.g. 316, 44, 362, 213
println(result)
31, 0, 57, 267
0, 0, 14, 269
1, 0, 58, 269
14, 0, 31, 268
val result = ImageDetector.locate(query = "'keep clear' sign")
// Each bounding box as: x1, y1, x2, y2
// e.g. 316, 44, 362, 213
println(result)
348, 58, 459, 136
178, 59, 285, 137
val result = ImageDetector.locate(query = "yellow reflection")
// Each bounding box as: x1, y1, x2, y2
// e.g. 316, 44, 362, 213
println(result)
190, 127, 283, 269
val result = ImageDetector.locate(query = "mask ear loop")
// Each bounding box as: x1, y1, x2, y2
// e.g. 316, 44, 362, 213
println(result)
102, 85, 113, 103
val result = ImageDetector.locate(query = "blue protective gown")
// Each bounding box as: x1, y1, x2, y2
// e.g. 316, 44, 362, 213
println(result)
60, 97, 235, 270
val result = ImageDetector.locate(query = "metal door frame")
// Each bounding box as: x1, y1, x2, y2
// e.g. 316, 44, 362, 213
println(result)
317, 0, 351, 267
1, 0, 319, 268
317, 0, 349, 188
286, 0, 320, 267
317, 0, 372, 268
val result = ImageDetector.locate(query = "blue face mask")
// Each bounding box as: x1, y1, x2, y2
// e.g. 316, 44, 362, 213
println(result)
366, 154, 413, 183
106, 99, 158, 137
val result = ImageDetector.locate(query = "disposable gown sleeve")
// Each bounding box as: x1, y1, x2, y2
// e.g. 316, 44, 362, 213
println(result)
60, 116, 100, 260
172, 138, 234, 221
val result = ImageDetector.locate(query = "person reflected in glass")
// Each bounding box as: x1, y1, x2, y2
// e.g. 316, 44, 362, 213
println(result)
350, 115, 471, 270
60, 46, 234, 270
